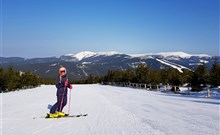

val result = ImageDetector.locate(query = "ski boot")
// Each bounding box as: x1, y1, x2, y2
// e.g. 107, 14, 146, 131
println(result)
48, 112, 59, 118
58, 112, 67, 117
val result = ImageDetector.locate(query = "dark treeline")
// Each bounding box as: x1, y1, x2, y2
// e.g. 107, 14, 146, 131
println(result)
41, 78, 78, 85
0, 66, 41, 92
0, 65, 98, 92
84, 58, 220, 91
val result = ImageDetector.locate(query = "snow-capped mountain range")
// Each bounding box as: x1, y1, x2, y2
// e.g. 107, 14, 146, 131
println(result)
61, 51, 210, 61
0, 51, 218, 79
61, 51, 121, 61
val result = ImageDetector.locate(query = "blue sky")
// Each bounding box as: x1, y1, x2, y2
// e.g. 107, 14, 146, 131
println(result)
1, 0, 219, 58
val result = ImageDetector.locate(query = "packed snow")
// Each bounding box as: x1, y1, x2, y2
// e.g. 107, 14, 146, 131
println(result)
156, 59, 191, 73
199, 59, 209, 64
64, 51, 121, 61
50, 63, 58, 67
82, 62, 92, 65
189, 63, 203, 66
156, 52, 210, 58
130, 52, 210, 59
1, 85, 219, 135
73, 51, 97, 61
45, 70, 50, 73
97, 51, 121, 56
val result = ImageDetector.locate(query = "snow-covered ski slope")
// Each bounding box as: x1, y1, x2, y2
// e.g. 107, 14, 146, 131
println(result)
1, 85, 219, 135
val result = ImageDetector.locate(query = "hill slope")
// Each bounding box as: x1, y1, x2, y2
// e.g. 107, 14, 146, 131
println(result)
1, 85, 219, 135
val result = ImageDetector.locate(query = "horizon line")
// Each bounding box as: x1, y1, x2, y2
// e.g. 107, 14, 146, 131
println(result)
1, 51, 217, 59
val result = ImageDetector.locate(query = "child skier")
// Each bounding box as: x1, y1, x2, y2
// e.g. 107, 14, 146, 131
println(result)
49, 66, 72, 118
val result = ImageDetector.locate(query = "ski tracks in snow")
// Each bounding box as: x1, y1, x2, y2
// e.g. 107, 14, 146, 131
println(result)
72, 85, 165, 135
2, 85, 218, 135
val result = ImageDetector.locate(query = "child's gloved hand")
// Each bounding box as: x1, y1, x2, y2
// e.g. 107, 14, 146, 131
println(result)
69, 85, 72, 90
64, 80, 68, 87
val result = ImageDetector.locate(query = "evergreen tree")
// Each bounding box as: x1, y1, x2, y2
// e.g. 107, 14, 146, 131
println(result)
159, 69, 169, 84
85, 74, 94, 84
209, 58, 220, 87
0, 66, 5, 91
166, 68, 183, 91
181, 69, 193, 85
124, 69, 135, 82
191, 63, 208, 91
104, 70, 114, 82
0, 65, 40, 92
149, 70, 161, 85
135, 64, 151, 83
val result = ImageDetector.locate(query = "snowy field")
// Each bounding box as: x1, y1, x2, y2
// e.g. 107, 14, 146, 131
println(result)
1, 84, 219, 135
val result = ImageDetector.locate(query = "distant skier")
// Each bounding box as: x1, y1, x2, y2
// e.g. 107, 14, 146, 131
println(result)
49, 66, 72, 118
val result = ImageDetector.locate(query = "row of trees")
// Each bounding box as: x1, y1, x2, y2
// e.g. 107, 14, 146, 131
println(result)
0, 66, 41, 92
85, 60, 220, 91
1, 59, 219, 92
0, 65, 96, 92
